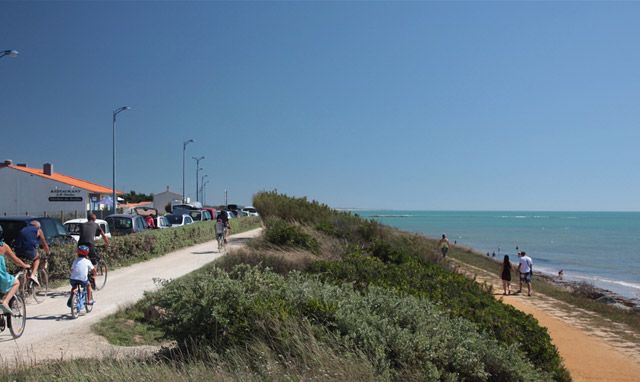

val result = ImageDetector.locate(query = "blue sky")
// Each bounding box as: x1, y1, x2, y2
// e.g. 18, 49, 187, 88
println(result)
1, 2, 639, 210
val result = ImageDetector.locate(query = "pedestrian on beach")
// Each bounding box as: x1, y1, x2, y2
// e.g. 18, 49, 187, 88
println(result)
438, 234, 450, 258
517, 251, 534, 296
501, 255, 512, 295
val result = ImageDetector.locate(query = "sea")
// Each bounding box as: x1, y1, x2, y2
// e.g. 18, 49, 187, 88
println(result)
357, 211, 640, 300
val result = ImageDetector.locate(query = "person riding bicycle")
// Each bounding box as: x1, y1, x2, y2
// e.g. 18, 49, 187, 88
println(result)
14, 220, 49, 286
78, 213, 109, 266
0, 226, 31, 314
215, 217, 225, 245
217, 210, 231, 243
69, 245, 96, 307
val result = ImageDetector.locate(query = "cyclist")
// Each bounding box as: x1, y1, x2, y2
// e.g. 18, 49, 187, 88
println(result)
217, 210, 231, 243
14, 220, 50, 285
215, 217, 225, 247
0, 226, 31, 314
69, 245, 95, 306
438, 234, 451, 258
78, 213, 109, 266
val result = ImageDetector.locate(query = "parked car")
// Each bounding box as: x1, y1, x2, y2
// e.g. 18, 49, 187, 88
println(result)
215, 210, 235, 220
186, 209, 212, 222
241, 206, 259, 217
165, 214, 194, 227
64, 218, 111, 242
155, 215, 171, 229
105, 214, 147, 236
203, 207, 217, 220
0, 216, 74, 247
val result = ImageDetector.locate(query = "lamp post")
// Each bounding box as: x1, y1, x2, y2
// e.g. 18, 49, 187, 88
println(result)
112, 106, 130, 213
193, 156, 204, 202
200, 174, 208, 203
0, 50, 19, 59
182, 139, 194, 202
202, 179, 210, 206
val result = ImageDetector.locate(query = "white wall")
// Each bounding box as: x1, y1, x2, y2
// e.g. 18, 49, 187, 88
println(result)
153, 191, 183, 213
0, 168, 87, 217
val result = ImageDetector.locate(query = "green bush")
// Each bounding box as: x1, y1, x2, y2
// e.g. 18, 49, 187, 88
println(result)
308, 253, 569, 381
146, 265, 548, 381
263, 217, 319, 252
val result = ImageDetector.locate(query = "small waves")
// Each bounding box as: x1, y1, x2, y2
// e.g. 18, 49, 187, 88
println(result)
370, 214, 414, 218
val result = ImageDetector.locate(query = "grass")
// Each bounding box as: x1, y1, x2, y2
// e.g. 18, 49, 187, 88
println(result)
449, 246, 640, 336
93, 304, 165, 346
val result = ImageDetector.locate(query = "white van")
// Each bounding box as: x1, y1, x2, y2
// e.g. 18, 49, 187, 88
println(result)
63, 218, 111, 243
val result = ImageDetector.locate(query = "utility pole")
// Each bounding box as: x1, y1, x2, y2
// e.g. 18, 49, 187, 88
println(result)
224, 189, 228, 208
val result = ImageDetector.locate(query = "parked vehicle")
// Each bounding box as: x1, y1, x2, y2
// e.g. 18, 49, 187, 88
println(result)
105, 214, 147, 236
187, 209, 212, 222
216, 210, 235, 220
155, 215, 171, 229
0, 216, 74, 247
64, 218, 111, 243
165, 214, 194, 227
203, 207, 217, 220
241, 206, 259, 217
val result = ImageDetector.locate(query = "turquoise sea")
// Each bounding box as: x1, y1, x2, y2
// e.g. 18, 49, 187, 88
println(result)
358, 211, 640, 300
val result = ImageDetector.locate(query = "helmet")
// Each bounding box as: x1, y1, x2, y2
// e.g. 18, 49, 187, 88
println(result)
77, 245, 90, 257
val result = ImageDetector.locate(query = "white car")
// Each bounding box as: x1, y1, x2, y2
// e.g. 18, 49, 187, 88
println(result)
156, 215, 172, 229
241, 206, 259, 217
63, 218, 111, 243
165, 214, 194, 227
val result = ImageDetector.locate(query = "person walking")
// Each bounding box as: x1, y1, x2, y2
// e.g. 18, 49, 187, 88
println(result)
517, 251, 534, 296
438, 234, 450, 258
500, 255, 513, 295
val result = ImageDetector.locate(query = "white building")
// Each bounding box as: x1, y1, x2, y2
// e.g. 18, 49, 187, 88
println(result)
152, 186, 183, 213
0, 160, 122, 219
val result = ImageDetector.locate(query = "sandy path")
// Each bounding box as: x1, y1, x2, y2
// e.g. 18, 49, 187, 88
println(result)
0, 228, 262, 367
452, 259, 640, 382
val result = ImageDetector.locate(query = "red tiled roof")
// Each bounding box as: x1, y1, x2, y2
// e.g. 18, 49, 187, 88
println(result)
4, 164, 124, 195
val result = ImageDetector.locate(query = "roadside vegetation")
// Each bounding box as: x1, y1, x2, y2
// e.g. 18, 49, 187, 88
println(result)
6, 217, 262, 283
4, 193, 572, 381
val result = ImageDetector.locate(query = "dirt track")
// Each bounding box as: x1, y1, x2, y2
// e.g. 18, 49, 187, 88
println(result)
453, 259, 640, 382
0, 228, 262, 366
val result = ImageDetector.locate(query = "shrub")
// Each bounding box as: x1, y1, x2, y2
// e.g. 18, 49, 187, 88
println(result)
263, 217, 319, 253
146, 265, 549, 381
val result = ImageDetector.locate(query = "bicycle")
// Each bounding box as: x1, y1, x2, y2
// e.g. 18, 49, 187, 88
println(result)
0, 293, 26, 339
91, 247, 108, 291
69, 281, 93, 319
216, 231, 226, 252
16, 257, 48, 304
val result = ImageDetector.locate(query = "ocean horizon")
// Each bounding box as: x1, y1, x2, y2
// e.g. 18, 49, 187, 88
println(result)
357, 210, 640, 300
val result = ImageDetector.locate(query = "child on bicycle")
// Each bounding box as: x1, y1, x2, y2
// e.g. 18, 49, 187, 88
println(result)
0, 226, 31, 314
69, 245, 96, 306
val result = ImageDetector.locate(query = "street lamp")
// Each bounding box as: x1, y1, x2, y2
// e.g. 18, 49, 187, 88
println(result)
202, 180, 210, 206
200, 174, 208, 203
193, 156, 204, 202
112, 106, 131, 213
182, 139, 194, 202
0, 50, 19, 59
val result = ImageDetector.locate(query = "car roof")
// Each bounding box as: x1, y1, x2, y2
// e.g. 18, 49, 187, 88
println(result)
64, 218, 108, 224
106, 214, 138, 218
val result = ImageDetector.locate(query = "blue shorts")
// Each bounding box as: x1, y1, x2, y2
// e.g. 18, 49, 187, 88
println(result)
520, 273, 532, 283
17, 249, 38, 261
70, 279, 88, 289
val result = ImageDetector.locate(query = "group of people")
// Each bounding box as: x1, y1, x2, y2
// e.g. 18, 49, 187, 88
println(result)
0, 213, 110, 315
500, 250, 534, 296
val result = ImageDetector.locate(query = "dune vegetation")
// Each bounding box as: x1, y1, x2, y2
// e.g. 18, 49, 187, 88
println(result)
4, 192, 571, 381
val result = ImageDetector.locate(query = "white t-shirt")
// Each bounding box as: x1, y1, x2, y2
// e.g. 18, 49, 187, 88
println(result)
70, 257, 94, 282
519, 255, 533, 273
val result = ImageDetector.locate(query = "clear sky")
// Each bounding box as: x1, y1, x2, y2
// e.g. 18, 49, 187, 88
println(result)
1, 2, 639, 211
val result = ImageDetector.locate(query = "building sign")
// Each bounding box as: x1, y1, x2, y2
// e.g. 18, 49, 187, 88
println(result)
49, 188, 83, 202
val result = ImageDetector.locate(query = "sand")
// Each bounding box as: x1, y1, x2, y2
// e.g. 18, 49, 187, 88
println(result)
453, 259, 640, 382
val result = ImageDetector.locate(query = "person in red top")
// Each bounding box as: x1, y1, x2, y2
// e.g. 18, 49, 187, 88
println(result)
145, 215, 156, 229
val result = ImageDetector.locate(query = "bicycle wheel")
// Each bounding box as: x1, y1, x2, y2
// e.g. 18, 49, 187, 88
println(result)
36, 269, 49, 300
8, 294, 26, 339
94, 261, 108, 291
70, 292, 79, 319
85, 294, 93, 313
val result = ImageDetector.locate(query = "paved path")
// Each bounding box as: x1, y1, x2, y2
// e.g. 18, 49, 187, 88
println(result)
0, 228, 262, 367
